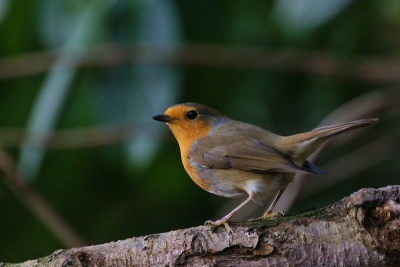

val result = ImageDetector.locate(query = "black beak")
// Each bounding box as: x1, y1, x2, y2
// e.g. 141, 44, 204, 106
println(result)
152, 114, 173, 122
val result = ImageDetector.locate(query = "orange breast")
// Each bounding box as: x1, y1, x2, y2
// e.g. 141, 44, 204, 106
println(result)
169, 121, 213, 192
181, 154, 212, 192
164, 105, 215, 192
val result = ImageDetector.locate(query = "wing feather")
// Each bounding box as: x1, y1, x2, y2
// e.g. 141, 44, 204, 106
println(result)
200, 140, 322, 174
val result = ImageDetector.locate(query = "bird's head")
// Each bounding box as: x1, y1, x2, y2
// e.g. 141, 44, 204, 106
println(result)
153, 102, 227, 147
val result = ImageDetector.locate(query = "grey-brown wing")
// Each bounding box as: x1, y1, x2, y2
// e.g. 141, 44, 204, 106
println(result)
200, 140, 322, 174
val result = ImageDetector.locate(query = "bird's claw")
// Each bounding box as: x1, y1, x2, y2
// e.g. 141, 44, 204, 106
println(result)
247, 210, 285, 222
205, 220, 233, 233
262, 210, 285, 219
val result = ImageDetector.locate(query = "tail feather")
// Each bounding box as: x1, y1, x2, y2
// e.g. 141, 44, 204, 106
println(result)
303, 160, 329, 174
278, 118, 379, 165
305, 118, 379, 141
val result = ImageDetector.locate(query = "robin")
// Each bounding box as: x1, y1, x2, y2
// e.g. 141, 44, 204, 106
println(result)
153, 102, 378, 232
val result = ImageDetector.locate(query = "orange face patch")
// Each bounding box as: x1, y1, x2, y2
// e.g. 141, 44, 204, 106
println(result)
164, 105, 212, 155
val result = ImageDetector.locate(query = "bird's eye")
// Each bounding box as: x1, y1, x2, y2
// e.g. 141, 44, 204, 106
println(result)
186, 110, 198, 120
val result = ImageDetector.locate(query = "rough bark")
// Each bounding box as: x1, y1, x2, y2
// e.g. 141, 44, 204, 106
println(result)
3, 185, 400, 267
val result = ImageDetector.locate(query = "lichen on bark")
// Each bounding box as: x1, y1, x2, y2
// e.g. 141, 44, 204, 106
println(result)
4, 185, 400, 267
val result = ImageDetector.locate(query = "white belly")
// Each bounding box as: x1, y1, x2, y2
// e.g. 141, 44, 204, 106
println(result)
198, 168, 295, 200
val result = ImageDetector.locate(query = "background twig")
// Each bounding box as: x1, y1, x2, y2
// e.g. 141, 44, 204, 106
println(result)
1, 44, 400, 83
0, 146, 86, 248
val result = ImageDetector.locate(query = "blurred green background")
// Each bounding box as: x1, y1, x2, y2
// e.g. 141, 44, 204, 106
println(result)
0, 0, 399, 263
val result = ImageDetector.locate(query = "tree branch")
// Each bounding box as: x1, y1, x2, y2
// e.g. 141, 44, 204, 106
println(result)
5, 185, 400, 267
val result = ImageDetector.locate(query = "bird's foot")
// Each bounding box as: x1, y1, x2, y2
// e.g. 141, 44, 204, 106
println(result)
205, 219, 233, 233
262, 210, 285, 219
247, 210, 285, 221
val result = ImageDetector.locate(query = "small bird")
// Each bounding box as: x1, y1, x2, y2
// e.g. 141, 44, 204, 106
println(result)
153, 102, 378, 232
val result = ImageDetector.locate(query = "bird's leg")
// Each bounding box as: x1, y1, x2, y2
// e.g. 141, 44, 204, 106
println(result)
205, 193, 255, 233
260, 185, 288, 219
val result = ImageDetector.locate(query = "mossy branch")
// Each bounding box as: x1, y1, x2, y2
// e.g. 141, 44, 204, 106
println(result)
3, 185, 400, 267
